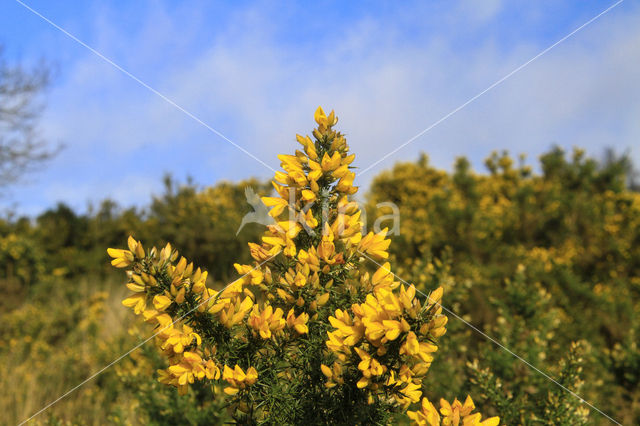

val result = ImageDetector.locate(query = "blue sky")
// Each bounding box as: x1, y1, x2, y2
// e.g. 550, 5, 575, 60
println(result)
1, 0, 638, 216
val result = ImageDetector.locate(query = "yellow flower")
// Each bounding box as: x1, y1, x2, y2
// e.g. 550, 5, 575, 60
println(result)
122, 292, 146, 314
316, 292, 330, 306
328, 309, 364, 348
158, 323, 201, 354
222, 364, 259, 395
248, 304, 285, 339
313, 106, 337, 127
307, 159, 323, 180
397, 380, 423, 407
296, 133, 318, 159
400, 332, 437, 363
126, 235, 145, 258
320, 362, 344, 388
335, 171, 357, 193
262, 196, 289, 217
436, 396, 500, 426
298, 247, 321, 272
286, 308, 309, 334
262, 223, 299, 257
321, 151, 342, 173
407, 397, 441, 425
234, 263, 264, 285
354, 347, 386, 388
107, 247, 134, 268
219, 296, 254, 328
320, 363, 333, 379
153, 294, 172, 311
300, 208, 318, 229
248, 242, 279, 262
191, 269, 208, 294
318, 223, 343, 264
301, 189, 316, 202
358, 228, 391, 260
163, 351, 220, 395
371, 262, 393, 289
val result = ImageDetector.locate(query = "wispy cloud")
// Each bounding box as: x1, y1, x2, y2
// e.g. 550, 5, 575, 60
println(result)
7, 0, 639, 215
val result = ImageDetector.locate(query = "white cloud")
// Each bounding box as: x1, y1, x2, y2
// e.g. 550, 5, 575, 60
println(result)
456, 0, 504, 24
18, 1, 640, 214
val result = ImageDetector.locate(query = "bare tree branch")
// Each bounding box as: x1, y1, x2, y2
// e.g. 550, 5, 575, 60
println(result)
0, 45, 60, 188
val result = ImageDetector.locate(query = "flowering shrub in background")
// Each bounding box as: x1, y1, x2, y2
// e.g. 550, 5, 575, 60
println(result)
109, 108, 499, 424
367, 149, 640, 424
0, 233, 44, 285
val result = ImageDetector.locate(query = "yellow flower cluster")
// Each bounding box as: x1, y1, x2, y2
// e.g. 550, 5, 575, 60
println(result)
407, 395, 500, 426
248, 304, 285, 339
109, 236, 260, 397
324, 261, 447, 407
159, 351, 220, 394
109, 108, 499, 423
222, 365, 258, 395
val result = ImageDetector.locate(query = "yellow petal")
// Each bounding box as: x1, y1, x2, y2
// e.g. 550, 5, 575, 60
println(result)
153, 294, 172, 311
314, 106, 326, 124
320, 364, 333, 379
224, 386, 239, 395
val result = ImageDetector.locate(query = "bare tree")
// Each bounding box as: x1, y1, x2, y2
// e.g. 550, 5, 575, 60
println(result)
0, 45, 58, 188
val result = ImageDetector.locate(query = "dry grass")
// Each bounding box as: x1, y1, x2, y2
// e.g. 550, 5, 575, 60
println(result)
0, 276, 141, 425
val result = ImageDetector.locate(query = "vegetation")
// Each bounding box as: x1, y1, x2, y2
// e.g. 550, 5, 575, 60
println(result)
0, 110, 638, 424
367, 148, 640, 425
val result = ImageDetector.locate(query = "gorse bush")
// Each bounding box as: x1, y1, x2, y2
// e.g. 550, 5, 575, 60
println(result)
367, 149, 640, 424
109, 108, 499, 425
0, 232, 45, 310
0, 232, 44, 285
146, 176, 271, 281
